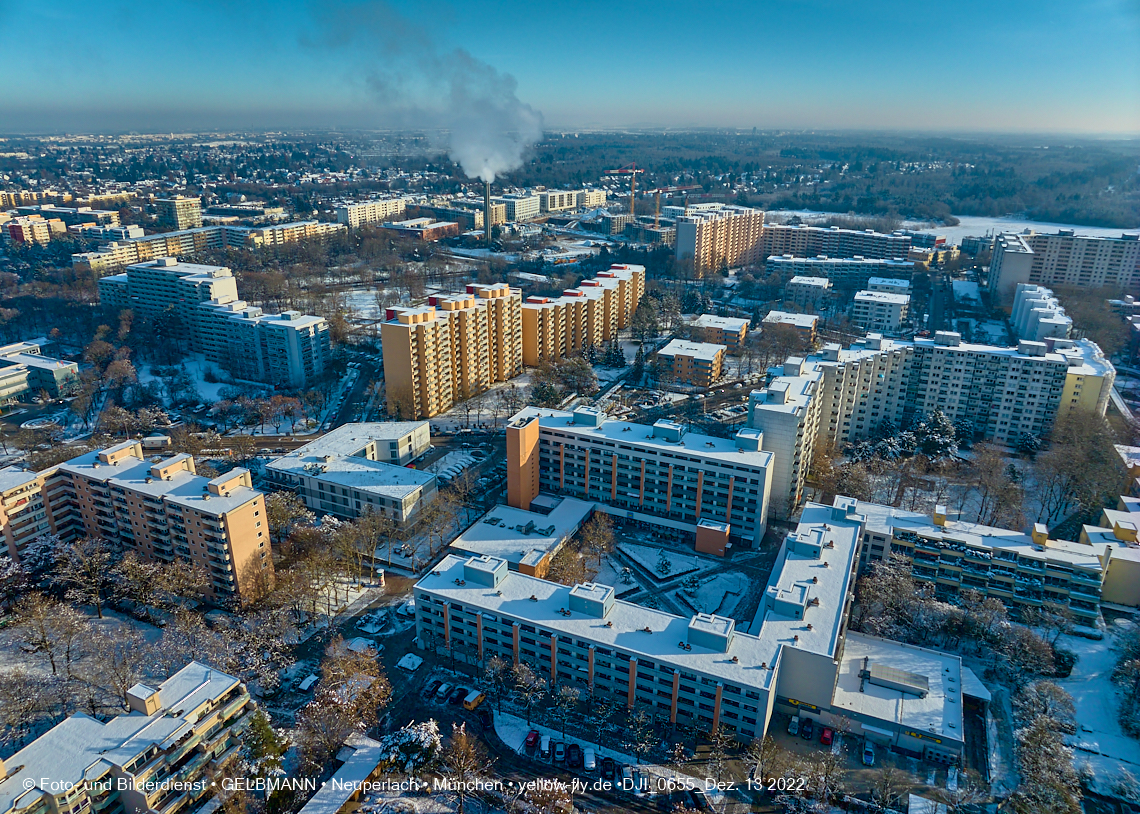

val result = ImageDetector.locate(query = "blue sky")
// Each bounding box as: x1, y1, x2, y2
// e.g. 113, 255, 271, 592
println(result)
1, 0, 1137, 134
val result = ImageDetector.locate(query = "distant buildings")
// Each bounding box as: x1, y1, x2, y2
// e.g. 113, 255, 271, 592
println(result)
14, 203, 120, 227
336, 197, 408, 227
2, 214, 65, 244
155, 195, 203, 230
73, 221, 348, 273
377, 217, 459, 242
784, 276, 832, 311
1010, 284, 1072, 342
989, 229, 1140, 301
0, 661, 252, 814
99, 258, 329, 389
852, 290, 910, 334
760, 223, 912, 262
506, 406, 774, 549
0, 440, 273, 602
691, 314, 750, 353
766, 255, 916, 289
382, 283, 524, 419
656, 339, 726, 387
264, 422, 436, 525
0, 339, 79, 399
960, 235, 993, 256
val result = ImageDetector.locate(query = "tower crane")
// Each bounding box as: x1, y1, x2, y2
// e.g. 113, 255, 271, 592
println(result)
603, 164, 645, 218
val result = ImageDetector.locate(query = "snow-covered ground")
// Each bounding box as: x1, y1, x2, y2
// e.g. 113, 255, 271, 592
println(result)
1058, 623, 1140, 793
617, 543, 707, 580
951, 280, 981, 304
137, 357, 238, 405
675, 571, 749, 616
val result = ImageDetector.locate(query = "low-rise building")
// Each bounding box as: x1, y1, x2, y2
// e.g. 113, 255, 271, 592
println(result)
867, 277, 911, 295
852, 290, 910, 334
691, 314, 750, 353
378, 218, 460, 242
0, 661, 252, 814
656, 339, 725, 387
0, 339, 79, 398
336, 198, 408, 227
784, 276, 831, 311
264, 422, 435, 524
448, 496, 594, 578
762, 311, 818, 343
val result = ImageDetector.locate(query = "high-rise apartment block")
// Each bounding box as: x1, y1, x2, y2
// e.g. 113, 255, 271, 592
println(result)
1, 440, 272, 602
73, 221, 348, 273
99, 259, 329, 389
336, 197, 408, 227
766, 254, 916, 288
675, 205, 766, 276
751, 332, 1115, 516
0, 661, 252, 814
521, 265, 646, 366
506, 406, 774, 549
382, 283, 523, 419
2, 215, 66, 244
1011, 284, 1072, 342
760, 224, 912, 262
155, 195, 203, 230
656, 339, 726, 388
989, 230, 1140, 302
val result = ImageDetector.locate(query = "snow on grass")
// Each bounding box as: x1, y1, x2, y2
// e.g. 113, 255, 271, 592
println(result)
675, 571, 749, 616
617, 543, 706, 580
1057, 623, 1140, 792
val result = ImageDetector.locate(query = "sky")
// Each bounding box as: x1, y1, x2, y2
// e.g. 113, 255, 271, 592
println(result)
0, 0, 1137, 135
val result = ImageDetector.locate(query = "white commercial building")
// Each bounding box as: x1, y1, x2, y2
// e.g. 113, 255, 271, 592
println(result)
264, 422, 435, 524
853, 290, 910, 334
784, 276, 831, 310
538, 190, 580, 212
495, 194, 541, 222
336, 198, 409, 227
576, 190, 607, 209
99, 258, 330, 389
1010, 284, 1072, 342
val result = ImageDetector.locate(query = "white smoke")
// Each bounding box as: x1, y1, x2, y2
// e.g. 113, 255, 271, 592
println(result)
313, 1, 543, 183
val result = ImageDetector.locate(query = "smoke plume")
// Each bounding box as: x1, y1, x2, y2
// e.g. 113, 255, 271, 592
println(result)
313, 1, 543, 183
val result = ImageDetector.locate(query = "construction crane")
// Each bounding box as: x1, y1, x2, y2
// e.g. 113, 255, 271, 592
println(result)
604, 164, 645, 218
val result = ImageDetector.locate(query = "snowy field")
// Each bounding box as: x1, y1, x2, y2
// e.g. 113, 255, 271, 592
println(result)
617, 543, 709, 580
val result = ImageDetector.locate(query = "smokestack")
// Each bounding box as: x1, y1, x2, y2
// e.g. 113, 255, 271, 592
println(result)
484, 181, 492, 248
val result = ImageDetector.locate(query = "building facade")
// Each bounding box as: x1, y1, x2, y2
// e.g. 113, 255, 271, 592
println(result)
495, 194, 541, 222
2, 215, 65, 244
155, 196, 203, 230
760, 225, 912, 262
336, 198, 408, 227
0, 340, 79, 398
691, 314, 750, 353
675, 205, 766, 276
656, 339, 725, 388
1010, 284, 1072, 342
766, 255, 916, 289
852, 290, 910, 334
784, 276, 832, 311
989, 230, 1140, 302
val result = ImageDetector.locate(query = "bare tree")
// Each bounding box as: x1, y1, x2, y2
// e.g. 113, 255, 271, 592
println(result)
14, 594, 91, 677
439, 723, 494, 814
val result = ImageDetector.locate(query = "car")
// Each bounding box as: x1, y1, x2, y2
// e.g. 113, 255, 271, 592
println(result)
449, 687, 469, 705
463, 690, 486, 710
553, 742, 567, 763
567, 743, 582, 768
540, 735, 551, 760
800, 718, 815, 740
862, 742, 875, 766
424, 679, 442, 698
525, 730, 540, 749
601, 757, 616, 781
787, 715, 801, 736
434, 682, 453, 701
477, 709, 493, 731
583, 747, 596, 772
820, 727, 833, 746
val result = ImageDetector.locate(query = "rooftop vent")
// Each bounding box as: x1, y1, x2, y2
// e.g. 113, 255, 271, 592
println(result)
529, 595, 538, 602
642, 626, 653, 634
605, 621, 613, 628
731, 656, 739, 663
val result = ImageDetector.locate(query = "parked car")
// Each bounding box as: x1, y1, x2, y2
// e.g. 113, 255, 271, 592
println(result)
601, 757, 616, 780
567, 743, 583, 768
800, 718, 815, 740
862, 742, 875, 766
820, 727, 833, 746
477, 709, 493, 731
553, 742, 567, 763
525, 730, 540, 749
540, 735, 551, 760
448, 687, 469, 705
434, 682, 453, 701
787, 715, 801, 736
424, 679, 442, 698
583, 747, 596, 772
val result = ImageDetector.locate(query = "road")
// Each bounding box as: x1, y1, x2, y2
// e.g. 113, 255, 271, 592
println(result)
327, 360, 381, 429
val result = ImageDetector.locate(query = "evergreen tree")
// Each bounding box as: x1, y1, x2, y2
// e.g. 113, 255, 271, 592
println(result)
631, 345, 645, 384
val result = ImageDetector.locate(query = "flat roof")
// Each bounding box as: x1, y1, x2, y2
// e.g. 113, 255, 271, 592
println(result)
658, 339, 725, 361
832, 632, 964, 744
0, 465, 38, 494
854, 290, 911, 304
286, 422, 428, 458
0, 352, 77, 372
296, 735, 384, 814
692, 314, 750, 332
267, 454, 433, 501
449, 497, 594, 568
763, 311, 818, 328
867, 277, 911, 288
787, 275, 831, 287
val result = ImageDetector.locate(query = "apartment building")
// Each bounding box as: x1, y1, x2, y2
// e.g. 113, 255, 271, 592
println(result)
750, 332, 1115, 515
72, 223, 145, 241
414, 496, 965, 760
0, 339, 79, 398
2, 440, 272, 602
99, 259, 329, 389
0, 366, 28, 409
506, 406, 774, 549
859, 502, 1111, 626
538, 190, 580, 212
454, 198, 507, 225
762, 311, 818, 343
760, 224, 912, 262
382, 283, 523, 418
989, 230, 1140, 301
691, 314, 750, 353
520, 265, 645, 366
448, 496, 594, 578
336, 197, 408, 227
16, 203, 120, 227
264, 422, 434, 524
576, 190, 607, 209
852, 290, 910, 334
766, 255, 916, 289
495, 194, 541, 221
155, 196, 203, 230
73, 221, 347, 273
0, 466, 51, 564
867, 277, 911, 295
784, 276, 832, 311
656, 339, 726, 388
0, 661, 252, 814
2, 215, 65, 244
1081, 496, 1140, 608
675, 205, 766, 276
1011, 284, 1072, 342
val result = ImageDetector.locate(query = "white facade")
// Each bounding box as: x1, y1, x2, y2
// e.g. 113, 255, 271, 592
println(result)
766, 254, 916, 288
987, 233, 1035, 302
576, 190, 607, 209
495, 194, 541, 221
1011, 284, 1072, 342
747, 358, 822, 517
539, 190, 579, 212
1025, 230, 1140, 290
853, 290, 910, 334
784, 276, 831, 310
336, 198, 408, 227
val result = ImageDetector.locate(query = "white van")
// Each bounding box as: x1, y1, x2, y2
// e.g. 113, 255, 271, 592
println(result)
297, 674, 319, 692
539, 735, 551, 759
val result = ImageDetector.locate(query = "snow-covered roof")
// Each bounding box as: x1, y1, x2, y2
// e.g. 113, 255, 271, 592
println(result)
692, 314, 750, 332
0, 465, 37, 495
657, 339, 725, 362
295, 734, 384, 814
763, 310, 818, 329
448, 497, 593, 569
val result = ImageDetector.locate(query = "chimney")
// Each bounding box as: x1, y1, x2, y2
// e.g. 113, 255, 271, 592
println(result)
484, 180, 492, 248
